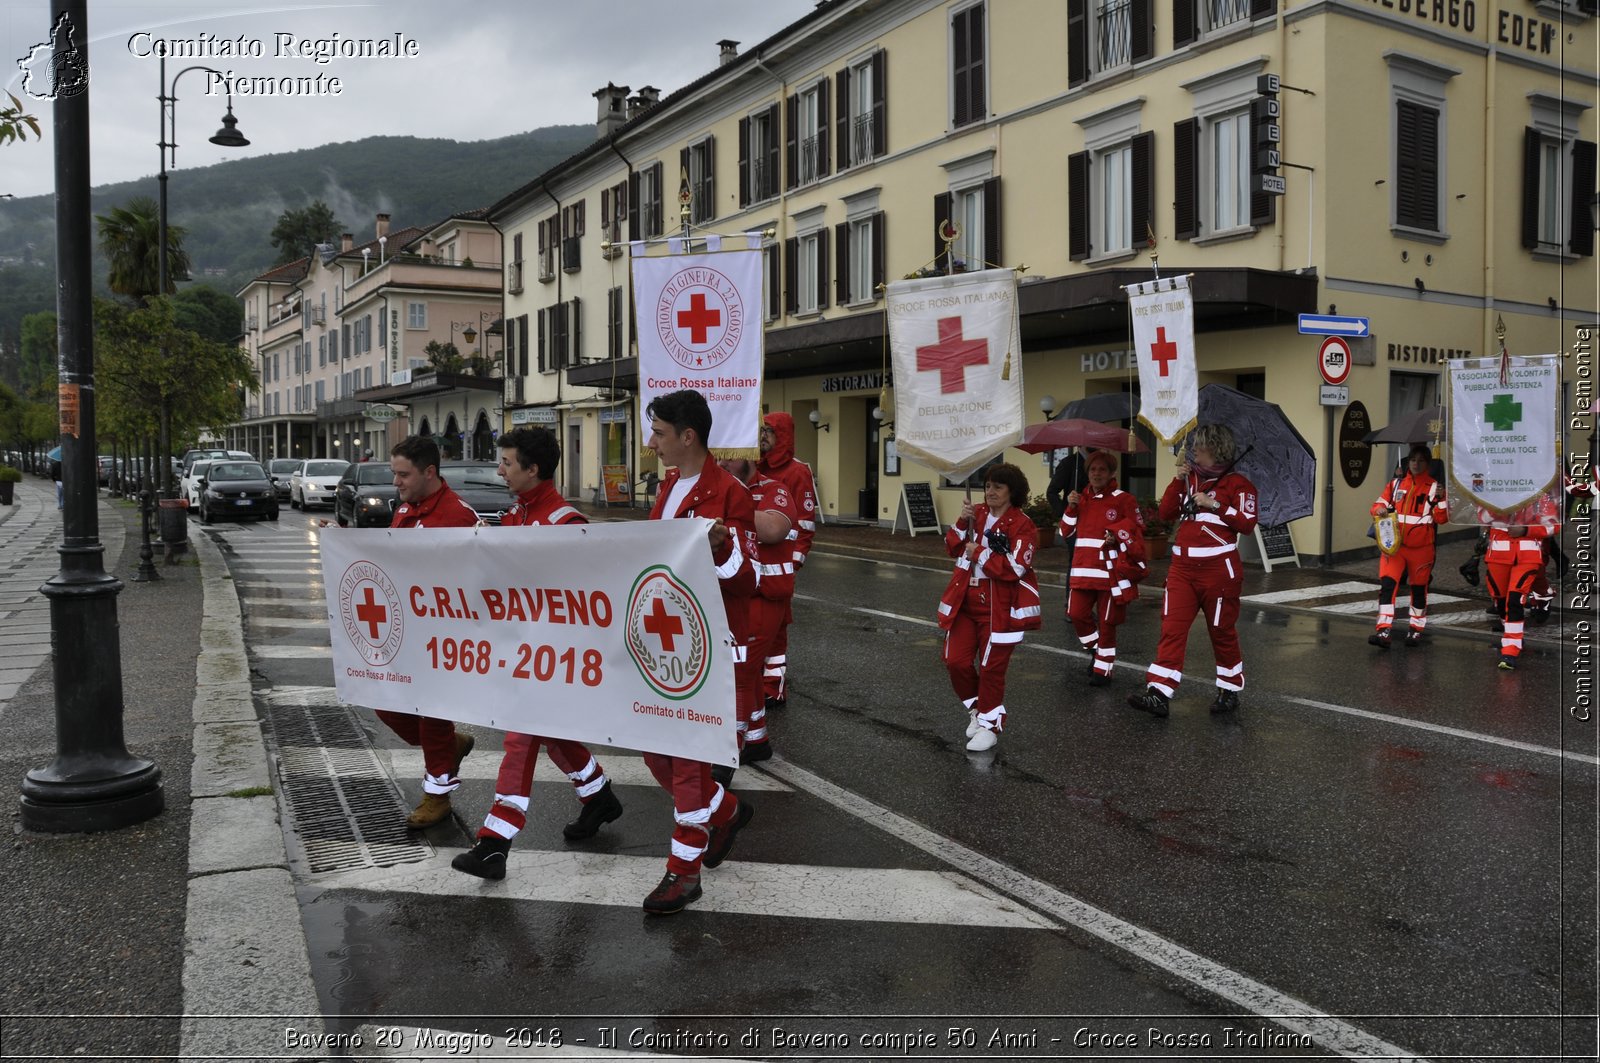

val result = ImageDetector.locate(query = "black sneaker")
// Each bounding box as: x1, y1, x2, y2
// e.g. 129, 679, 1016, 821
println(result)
1490, 618, 1504, 633
1368, 630, 1391, 649
739, 740, 773, 766
764, 696, 786, 712
1210, 689, 1240, 715
642, 871, 702, 915
1403, 631, 1423, 647
562, 781, 622, 841
702, 798, 755, 869
1087, 671, 1112, 687
710, 763, 735, 788
1458, 559, 1480, 586
1527, 606, 1550, 626
1127, 688, 1170, 717
451, 836, 511, 881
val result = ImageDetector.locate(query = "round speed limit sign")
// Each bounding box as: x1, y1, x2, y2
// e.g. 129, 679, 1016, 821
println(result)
1318, 336, 1352, 386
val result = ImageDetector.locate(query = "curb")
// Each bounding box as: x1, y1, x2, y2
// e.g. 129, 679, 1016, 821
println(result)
180, 530, 323, 1055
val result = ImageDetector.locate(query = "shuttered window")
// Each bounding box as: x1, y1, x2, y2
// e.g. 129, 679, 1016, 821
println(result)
1174, 118, 1199, 240
1394, 99, 1439, 231
951, 3, 986, 128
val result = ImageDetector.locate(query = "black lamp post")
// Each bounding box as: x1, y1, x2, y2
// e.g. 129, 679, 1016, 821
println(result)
155, 57, 248, 497
21, 0, 163, 831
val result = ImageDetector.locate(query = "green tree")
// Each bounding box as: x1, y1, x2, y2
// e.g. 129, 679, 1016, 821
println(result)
423, 339, 464, 374
269, 200, 342, 265
18, 311, 56, 397
172, 284, 244, 343
0, 91, 41, 146
95, 196, 189, 302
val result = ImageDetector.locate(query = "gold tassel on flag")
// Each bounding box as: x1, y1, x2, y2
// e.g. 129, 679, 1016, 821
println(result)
1001, 350, 1011, 380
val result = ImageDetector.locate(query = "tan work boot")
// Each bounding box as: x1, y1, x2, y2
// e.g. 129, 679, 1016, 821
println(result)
406, 792, 453, 829
452, 730, 475, 776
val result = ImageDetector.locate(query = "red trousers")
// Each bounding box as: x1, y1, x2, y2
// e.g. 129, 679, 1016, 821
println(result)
746, 597, 788, 744
478, 735, 607, 842
642, 753, 740, 876
374, 710, 460, 794
1067, 585, 1127, 678
763, 601, 794, 701
1143, 558, 1243, 697
1486, 560, 1541, 658
943, 585, 1017, 730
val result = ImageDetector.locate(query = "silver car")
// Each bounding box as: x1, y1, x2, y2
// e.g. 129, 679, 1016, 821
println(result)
289, 459, 351, 511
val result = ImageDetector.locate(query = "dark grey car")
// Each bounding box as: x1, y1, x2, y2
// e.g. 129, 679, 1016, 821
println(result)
440, 461, 510, 525
334, 462, 398, 527
198, 461, 279, 524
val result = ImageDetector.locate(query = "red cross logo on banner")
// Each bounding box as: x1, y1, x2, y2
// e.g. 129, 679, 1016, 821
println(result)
337, 562, 406, 667
643, 596, 684, 652
676, 291, 721, 345
356, 586, 388, 641
1149, 326, 1178, 377
916, 316, 989, 395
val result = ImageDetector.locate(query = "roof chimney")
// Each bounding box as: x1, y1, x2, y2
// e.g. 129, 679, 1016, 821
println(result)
627, 85, 660, 121
340, 232, 353, 252
375, 213, 390, 239
594, 82, 630, 139
718, 39, 740, 66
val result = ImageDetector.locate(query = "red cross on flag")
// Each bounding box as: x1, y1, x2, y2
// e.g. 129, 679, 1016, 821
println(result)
631, 237, 765, 457
1125, 275, 1198, 444
886, 268, 1025, 480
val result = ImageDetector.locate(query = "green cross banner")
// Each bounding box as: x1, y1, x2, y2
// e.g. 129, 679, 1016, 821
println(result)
1447, 356, 1558, 517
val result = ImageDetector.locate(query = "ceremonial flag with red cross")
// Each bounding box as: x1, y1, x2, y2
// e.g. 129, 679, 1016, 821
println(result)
631, 237, 764, 457
1126, 275, 1198, 445
886, 268, 1025, 480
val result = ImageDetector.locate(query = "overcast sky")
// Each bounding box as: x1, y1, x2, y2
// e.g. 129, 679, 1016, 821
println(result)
1, 0, 819, 200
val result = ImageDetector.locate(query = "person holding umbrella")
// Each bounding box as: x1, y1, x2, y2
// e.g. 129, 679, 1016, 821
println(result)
1061, 450, 1146, 686
1128, 424, 1258, 717
1367, 444, 1449, 649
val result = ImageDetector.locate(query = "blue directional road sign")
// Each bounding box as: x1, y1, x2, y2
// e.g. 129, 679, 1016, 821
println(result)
1298, 314, 1370, 337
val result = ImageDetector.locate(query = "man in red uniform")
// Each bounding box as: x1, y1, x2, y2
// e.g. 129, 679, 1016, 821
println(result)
717, 457, 798, 767
381, 435, 482, 828
1061, 450, 1145, 686
755, 413, 818, 712
1484, 492, 1562, 670
451, 427, 624, 881
1368, 444, 1450, 648
1128, 424, 1258, 717
642, 389, 756, 914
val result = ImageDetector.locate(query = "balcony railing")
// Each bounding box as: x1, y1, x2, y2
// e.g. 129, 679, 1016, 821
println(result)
800, 135, 822, 184
852, 114, 876, 162
1097, 0, 1131, 69
538, 249, 556, 282
747, 157, 770, 202
1208, 0, 1251, 29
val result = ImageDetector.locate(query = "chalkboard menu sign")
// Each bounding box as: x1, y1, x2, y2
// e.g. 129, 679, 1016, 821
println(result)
898, 481, 942, 537
1254, 523, 1299, 571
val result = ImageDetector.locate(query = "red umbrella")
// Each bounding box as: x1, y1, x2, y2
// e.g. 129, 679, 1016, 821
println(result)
1015, 418, 1148, 454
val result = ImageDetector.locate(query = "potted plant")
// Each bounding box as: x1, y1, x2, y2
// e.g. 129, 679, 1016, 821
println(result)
0, 465, 21, 505
1138, 499, 1171, 550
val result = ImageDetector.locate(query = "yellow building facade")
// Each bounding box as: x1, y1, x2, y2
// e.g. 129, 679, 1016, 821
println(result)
488, 0, 1596, 557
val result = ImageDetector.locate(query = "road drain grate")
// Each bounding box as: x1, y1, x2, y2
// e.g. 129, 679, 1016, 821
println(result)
269, 703, 432, 874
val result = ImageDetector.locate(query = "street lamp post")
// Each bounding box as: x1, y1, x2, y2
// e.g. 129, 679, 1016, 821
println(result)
155, 56, 248, 497
21, 0, 163, 831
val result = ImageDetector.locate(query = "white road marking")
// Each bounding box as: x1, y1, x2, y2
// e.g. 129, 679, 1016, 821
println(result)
1241, 580, 1376, 604
756, 757, 1427, 1061
247, 616, 331, 629
240, 597, 326, 608
314, 851, 1057, 929
237, 582, 323, 592
1284, 696, 1599, 767
384, 748, 792, 793
252, 644, 331, 658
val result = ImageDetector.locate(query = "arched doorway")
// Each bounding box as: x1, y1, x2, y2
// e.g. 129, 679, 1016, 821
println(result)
418, 416, 432, 443
471, 411, 494, 461
441, 414, 462, 460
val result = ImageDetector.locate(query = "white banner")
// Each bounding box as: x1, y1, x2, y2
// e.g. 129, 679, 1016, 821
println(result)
320, 520, 738, 766
1447, 354, 1560, 518
632, 244, 764, 452
1126, 275, 1198, 444
886, 268, 1024, 480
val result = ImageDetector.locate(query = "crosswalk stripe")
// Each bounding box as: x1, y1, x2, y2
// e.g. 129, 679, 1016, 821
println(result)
384, 747, 792, 793
252, 644, 331, 657
237, 582, 323, 592
1241, 580, 1374, 604
248, 616, 330, 629
313, 852, 1058, 929
240, 597, 326, 608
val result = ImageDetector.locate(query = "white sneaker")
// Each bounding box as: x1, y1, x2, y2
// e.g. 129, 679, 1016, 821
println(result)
965, 711, 981, 738
965, 727, 998, 751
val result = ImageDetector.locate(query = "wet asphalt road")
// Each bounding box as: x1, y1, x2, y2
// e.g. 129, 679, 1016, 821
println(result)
211, 511, 1595, 1061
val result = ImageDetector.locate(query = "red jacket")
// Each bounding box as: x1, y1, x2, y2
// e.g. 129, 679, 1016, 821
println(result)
390, 481, 480, 529
501, 480, 584, 528
1060, 481, 1142, 589
937, 504, 1042, 639
749, 473, 799, 602
649, 456, 758, 644
757, 412, 819, 566
1485, 494, 1561, 567
1159, 469, 1258, 562
1370, 471, 1447, 550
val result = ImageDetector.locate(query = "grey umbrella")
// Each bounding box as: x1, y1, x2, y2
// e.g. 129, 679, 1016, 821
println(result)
1193, 384, 1317, 527
1058, 392, 1140, 423
1362, 404, 1446, 445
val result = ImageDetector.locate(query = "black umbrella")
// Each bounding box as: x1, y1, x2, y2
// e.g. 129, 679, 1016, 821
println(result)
1058, 392, 1139, 423
1362, 404, 1445, 445
1193, 384, 1317, 527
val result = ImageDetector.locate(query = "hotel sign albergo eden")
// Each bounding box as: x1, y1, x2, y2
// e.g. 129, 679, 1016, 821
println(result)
1363, 0, 1562, 56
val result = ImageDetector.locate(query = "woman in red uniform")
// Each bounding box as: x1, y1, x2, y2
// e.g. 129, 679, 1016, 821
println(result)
1484, 492, 1561, 670
938, 463, 1042, 751
1368, 444, 1449, 648
1061, 450, 1146, 686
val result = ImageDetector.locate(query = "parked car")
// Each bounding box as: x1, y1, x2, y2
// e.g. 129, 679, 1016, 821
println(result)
196, 460, 279, 524
97, 455, 115, 485
334, 462, 398, 527
266, 458, 300, 501
290, 459, 350, 510
181, 459, 216, 508
180, 448, 252, 478
439, 460, 511, 525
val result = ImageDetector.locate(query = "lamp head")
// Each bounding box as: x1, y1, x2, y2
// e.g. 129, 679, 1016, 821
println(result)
1039, 394, 1056, 416
208, 104, 249, 148
462, 325, 477, 344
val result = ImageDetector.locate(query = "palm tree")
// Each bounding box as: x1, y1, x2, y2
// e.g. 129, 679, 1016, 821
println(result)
95, 196, 189, 303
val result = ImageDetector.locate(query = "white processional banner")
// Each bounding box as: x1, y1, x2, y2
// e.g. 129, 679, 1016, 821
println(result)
1126, 275, 1198, 445
320, 520, 738, 766
632, 240, 764, 455
1447, 354, 1560, 517
886, 268, 1024, 480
